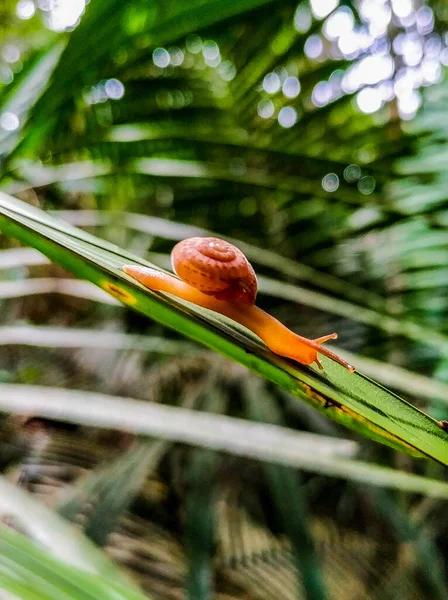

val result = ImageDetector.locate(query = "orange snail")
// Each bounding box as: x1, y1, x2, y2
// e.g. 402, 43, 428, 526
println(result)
122, 237, 355, 372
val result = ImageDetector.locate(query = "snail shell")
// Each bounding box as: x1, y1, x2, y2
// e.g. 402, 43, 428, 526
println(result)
171, 237, 257, 304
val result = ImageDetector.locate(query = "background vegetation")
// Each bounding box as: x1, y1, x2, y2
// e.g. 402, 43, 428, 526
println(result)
0, 0, 448, 598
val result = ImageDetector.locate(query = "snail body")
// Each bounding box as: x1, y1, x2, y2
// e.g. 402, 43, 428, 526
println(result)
123, 237, 354, 372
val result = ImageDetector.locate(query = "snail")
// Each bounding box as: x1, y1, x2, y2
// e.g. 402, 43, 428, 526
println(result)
122, 237, 355, 372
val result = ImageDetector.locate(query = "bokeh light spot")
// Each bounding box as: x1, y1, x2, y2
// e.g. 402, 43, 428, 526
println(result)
304, 35, 323, 59
153, 48, 170, 68
312, 81, 332, 107
440, 48, 448, 67
421, 58, 442, 85
0, 112, 20, 131
416, 6, 434, 34
378, 80, 395, 101
48, 0, 85, 30
169, 47, 184, 66
294, 5, 312, 32
172, 90, 186, 108
278, 106, 297, 128
263, 72, 281, 94
0, 67, 14, 85
202, 41, 220, 61
398, 90, 422, 119
104, 79, 125, 100
362, 0, 391, 36
186, 35, 202, 54
282, 76, 300, 98
2, 45, 20, 63
344, 164, 361, 182
356, 87, 383, 113
401, 34, 423, 66
342, 55, 394, 94
424, 35, 442, 57
205, 54, 221, 68
391, 0, 413, 19
358, 176, 376, 195
311, 0, 339, 20
322, 173, 339, 192
38, 0, 53, 10
16, 0, 36, 19
257, 99, 275, 119
219, 61, 237, 81
324, 7, 354, 40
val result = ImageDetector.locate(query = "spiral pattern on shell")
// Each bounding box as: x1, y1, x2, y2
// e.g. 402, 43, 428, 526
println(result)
171, 237, 257, 304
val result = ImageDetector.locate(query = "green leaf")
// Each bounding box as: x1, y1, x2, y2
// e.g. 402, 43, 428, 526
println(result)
1, 191, 448, 463
4, 208, 448, 360
0, 477, 142, 592
0, 526, 150, 600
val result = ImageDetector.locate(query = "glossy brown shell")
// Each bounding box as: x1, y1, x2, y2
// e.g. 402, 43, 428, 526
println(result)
171, 237, 257, 304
